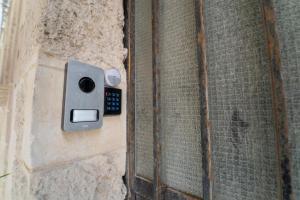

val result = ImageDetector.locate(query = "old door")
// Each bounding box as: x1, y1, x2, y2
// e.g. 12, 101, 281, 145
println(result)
125, 0, 299, 200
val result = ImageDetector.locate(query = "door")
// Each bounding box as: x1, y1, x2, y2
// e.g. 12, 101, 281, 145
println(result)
126, 0, 203, 199
125, 0, 298, 200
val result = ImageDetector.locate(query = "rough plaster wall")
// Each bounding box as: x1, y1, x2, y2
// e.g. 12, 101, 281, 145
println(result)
10, 162, 31, 200
0, 85, 9, 196
9, 150, 126, 200
9, 0, 44, 83
5, 66, 36, 200
39, 0, 127, 67
29, 149, 126, 200
1, 0, 127, 199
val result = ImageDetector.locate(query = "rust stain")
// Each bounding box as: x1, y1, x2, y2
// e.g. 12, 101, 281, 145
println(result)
195, 0, 213, 200
260, 0, 293, 200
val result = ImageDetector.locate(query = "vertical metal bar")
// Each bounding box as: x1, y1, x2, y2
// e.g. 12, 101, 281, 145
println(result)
194, 1, 212, 200
152, 0, 162, 199
260, 1, 293, 200
126, 0, 136, 199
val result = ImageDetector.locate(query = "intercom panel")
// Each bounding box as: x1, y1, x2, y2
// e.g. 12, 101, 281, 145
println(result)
62, 59, 104, 132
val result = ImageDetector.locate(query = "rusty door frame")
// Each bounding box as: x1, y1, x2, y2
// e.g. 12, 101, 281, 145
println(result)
260, 1, 293, 199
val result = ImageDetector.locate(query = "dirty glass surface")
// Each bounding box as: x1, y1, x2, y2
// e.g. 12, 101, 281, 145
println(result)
273, 0, 300, 197
204, 0, 279, 199
159, 0, 202, 197
134, 0, 153, 179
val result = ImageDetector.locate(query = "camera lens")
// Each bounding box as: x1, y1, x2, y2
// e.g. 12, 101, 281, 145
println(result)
78, 77, 95, 93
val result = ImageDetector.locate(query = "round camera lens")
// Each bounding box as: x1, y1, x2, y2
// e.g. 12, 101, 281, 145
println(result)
78, 77, 95, 93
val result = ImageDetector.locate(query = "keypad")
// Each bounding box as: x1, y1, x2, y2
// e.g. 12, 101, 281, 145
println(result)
104, 87, 122, 115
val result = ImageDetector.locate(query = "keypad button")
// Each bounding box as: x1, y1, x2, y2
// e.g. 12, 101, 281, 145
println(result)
107, 97, 111, 101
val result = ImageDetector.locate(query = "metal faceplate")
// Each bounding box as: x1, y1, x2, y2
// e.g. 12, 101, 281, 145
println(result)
62, 59, 104, 132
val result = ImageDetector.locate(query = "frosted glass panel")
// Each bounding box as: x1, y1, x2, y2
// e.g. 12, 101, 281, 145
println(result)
134, 0, 153, 179
204, 0, 279, 199
273, 0, 300, 197
159, 0, 202, 197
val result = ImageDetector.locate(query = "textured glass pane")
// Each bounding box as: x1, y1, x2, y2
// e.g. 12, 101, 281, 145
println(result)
135, 0, 153, 179
159, 0, 202, 197
204, 0, 279, 199
273, 0, 300, 197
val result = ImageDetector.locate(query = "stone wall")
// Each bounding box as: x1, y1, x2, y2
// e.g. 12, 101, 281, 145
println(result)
0, 0, 127, 199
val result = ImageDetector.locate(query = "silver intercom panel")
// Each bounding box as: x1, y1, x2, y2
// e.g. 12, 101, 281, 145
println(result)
62, 59, 104, 132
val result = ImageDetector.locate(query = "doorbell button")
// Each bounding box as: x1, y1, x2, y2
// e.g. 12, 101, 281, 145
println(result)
71, 110, 99, 123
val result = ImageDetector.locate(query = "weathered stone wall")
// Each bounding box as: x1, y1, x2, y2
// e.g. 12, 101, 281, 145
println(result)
0, 0, 127, 199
